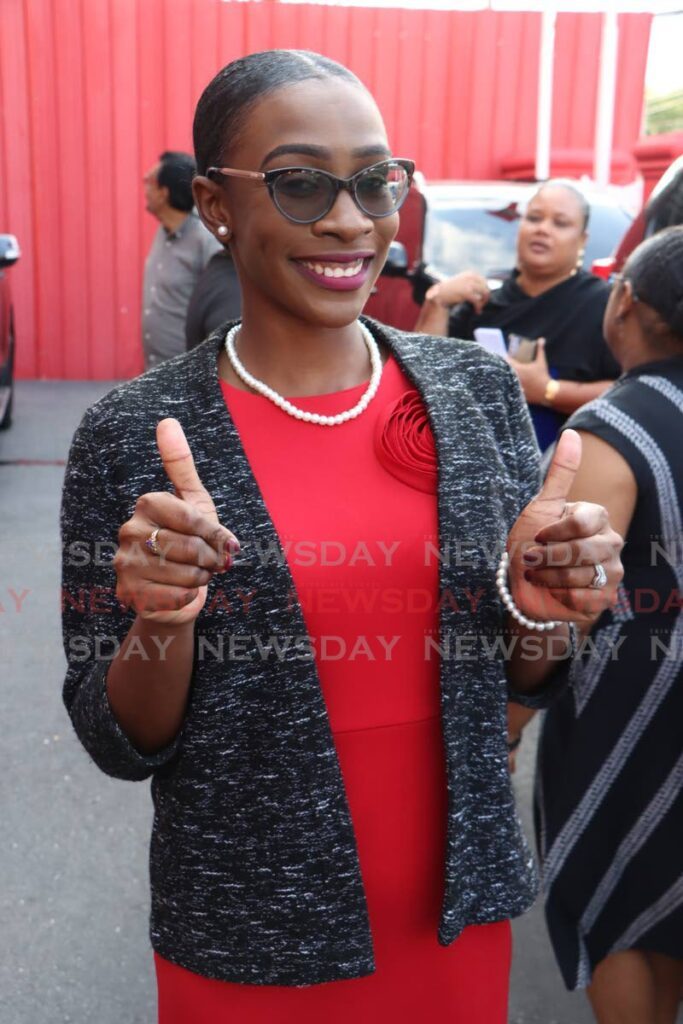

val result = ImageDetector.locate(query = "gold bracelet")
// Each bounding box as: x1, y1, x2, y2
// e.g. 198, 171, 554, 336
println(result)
544, 378, 560, 406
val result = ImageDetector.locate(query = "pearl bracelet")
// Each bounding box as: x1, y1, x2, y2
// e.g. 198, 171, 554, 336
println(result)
495, 550, 560, 632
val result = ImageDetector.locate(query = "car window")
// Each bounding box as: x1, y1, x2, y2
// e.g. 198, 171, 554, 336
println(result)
423, 195, 632, 278
583, 205, 632, 267
423, 201, 520, 279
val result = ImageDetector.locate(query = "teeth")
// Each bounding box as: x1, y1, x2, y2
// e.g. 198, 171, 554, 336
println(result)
302, 259, 364, 278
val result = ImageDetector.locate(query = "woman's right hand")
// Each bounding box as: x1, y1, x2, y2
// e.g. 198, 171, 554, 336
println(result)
425, 271, 490, 314
113, 419, 240, 626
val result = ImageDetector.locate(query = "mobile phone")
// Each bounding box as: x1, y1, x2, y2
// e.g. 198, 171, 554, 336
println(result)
508, 334, 537, 363
473, 327, 507, 359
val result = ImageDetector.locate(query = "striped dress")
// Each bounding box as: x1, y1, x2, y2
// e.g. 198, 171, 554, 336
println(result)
535, 354, 683, 990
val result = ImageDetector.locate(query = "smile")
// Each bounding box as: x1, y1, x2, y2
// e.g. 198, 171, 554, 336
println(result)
301, 259, 365, 278
292, 254, 374, 292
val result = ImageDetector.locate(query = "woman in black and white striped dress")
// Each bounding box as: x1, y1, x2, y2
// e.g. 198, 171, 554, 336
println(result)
536, 226, 683, 1023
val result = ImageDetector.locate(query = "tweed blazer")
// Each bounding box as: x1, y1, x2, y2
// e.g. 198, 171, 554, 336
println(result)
61, 317, 566, 985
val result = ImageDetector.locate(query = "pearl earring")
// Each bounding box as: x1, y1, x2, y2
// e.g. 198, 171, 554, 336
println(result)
217, 225, 231, 238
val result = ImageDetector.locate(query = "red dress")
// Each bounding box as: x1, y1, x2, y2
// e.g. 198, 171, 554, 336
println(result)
155, 355, 511, 1022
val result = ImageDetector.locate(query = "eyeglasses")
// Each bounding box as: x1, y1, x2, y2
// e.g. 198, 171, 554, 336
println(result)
206, 158, 415, 224
611, 272, 640, 302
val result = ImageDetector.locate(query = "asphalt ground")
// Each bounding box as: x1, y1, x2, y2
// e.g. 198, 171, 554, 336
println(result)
2, 379, 660, 1024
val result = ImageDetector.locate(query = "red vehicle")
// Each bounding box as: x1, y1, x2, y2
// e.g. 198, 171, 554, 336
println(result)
611, 154, 683, 272
0, 234, 20, 429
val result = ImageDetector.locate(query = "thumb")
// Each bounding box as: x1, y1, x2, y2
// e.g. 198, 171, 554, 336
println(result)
535, 338, 546, 361
538, 428, 582, 505
156, 418, 217, 516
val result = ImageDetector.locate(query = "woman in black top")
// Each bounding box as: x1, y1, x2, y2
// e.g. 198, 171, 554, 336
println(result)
417, 182, 620, 450
535, 227, 683, 1022
60, 50, 623, 1019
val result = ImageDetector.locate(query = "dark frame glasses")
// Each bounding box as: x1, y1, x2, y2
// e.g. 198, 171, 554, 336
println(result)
206, 158, 415, 224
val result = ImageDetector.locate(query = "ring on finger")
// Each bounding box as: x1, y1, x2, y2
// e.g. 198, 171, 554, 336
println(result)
589, 562, 608, 589
145, 527, 162, 557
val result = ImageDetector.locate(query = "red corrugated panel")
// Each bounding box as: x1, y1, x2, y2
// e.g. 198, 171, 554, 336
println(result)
348, 5, 376, 96
112, 0, 142, 381
613, 13, 650, 160
321, 4, 349, 68
493, 13, 538, 176
164, 0, 195, 152
25, 0, 63, 378
554, 12, 602, 151
393, 8, 426, 168
2, 1, 652, 380
190, 0, 220, 110
218, 0, 247, 66
245, 0, 273, 54
419, 10, 453, 179
81, 0, 117, 380
371, 12, 398, 154
54, 0, 89, 381
0, 0, 35, 374
445, 11, 476, 179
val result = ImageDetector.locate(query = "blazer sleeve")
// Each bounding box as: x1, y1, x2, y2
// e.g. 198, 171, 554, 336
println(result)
60, 409, 182, 781
501, 366, 574, 709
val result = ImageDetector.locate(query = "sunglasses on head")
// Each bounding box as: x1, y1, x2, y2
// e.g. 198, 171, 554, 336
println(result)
207, 158, 415, 224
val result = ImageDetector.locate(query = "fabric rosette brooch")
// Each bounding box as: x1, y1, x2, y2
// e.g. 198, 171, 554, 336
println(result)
374, 389, 438, 494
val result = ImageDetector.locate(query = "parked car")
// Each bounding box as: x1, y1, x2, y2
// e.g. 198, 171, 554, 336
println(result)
365, 179, 634, 331
0, 234, 20, 429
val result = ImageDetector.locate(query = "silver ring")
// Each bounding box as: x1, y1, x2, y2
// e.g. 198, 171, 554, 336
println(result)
589, 562, 608, 589
145, 527, 162, 557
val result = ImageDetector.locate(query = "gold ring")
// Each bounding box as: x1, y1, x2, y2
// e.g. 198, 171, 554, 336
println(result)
145, 527, 162, 557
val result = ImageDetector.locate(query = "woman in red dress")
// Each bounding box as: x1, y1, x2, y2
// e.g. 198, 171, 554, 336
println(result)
155, 357, 512, 1023
61, 50, 624, 1023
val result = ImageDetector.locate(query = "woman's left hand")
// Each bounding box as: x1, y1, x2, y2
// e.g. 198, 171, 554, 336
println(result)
508, 338, 551, 404
506, 430, 624, 627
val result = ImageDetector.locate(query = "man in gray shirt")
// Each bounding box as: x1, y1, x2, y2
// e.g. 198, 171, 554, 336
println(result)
142, 151, 221, 369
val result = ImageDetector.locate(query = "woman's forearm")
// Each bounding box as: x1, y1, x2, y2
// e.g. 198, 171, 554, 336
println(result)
507, 702, 537, 740
549, 378, 615, 415
106, 616, 196, 754
414, 298, 450, 336
504, 615, 572, 693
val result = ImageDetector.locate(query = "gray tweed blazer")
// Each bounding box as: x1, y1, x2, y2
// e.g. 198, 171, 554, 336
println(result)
60, 317, 564, 986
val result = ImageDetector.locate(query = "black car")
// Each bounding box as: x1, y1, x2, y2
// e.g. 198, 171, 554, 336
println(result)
0, 234, 20, 429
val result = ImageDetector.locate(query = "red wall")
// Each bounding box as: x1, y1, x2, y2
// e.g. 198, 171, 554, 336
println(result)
0, 0, 651, 380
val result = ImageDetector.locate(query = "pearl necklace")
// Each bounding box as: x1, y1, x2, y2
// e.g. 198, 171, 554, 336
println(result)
224, 321, 383, 426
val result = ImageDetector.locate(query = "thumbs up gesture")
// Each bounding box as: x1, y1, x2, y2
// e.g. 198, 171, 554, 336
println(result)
113, 419, 240, 625
505, 429, 624, 626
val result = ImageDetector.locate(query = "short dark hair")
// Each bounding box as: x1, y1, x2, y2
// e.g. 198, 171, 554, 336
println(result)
157, 151, 196, 212
624, 225, 683, 341
531, 179, 591, 230
193, 49, 365, 176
